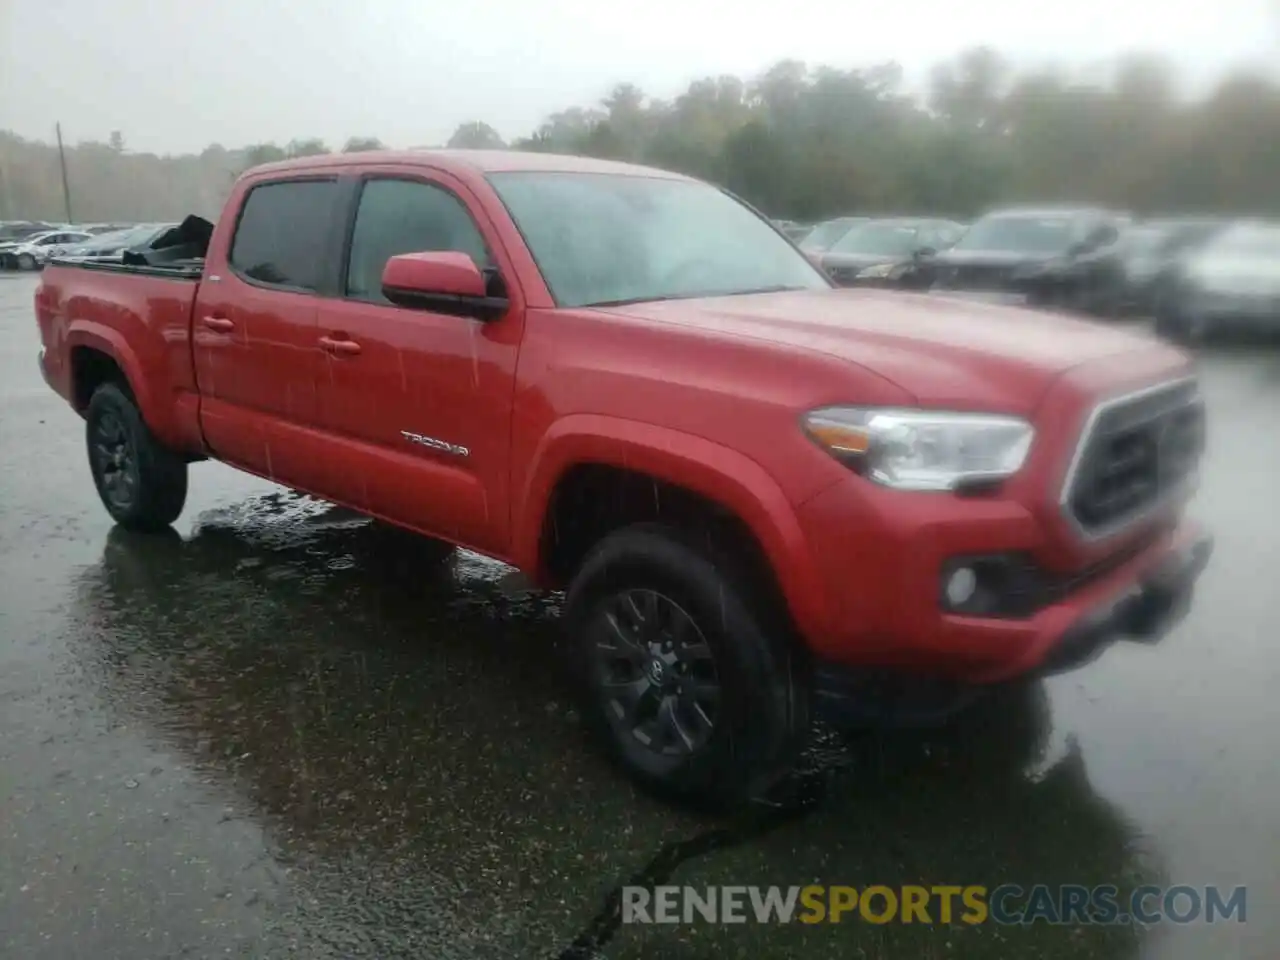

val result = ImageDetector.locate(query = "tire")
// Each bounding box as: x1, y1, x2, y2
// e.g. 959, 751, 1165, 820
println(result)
17, 253, 36, 271
86, 382, 188, 531
562, 522, 808, 809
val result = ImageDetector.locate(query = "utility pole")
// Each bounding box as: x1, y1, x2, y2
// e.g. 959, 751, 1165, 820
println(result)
0, 150, 10, 220
55, 122, 73, 223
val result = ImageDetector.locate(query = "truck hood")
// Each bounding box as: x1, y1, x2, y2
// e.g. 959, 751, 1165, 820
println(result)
595, 288, 1175, 413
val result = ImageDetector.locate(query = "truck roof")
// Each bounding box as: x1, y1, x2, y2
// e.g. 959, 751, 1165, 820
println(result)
245, 149, 692, 181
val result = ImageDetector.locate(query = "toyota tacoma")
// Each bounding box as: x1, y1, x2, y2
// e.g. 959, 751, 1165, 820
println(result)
34, 150, 1212, 806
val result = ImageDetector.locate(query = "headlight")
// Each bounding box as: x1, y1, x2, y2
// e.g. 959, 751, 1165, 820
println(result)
857, 262, 904, 280
802, 407, 1034, 491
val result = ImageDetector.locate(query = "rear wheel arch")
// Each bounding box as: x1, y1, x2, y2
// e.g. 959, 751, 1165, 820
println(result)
65, 326, 164, 429
70, 344, 133, 412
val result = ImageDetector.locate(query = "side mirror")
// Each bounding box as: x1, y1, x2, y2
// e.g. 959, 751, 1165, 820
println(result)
381, 251, 507, 321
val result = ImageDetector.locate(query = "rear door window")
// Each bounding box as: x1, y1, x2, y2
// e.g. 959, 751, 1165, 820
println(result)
229, 179, 339, 290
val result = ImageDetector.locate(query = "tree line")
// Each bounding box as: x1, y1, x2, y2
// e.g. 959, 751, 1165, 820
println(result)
3, 48, 1279, 224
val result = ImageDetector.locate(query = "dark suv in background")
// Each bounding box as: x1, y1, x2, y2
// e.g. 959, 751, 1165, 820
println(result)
930, 205, 1131, 316
1117, 218, 1225, 315
821, 217, 965, 289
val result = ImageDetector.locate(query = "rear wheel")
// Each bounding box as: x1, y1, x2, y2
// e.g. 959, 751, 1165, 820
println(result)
563, 523, 807, 809
86, 382, 188, 531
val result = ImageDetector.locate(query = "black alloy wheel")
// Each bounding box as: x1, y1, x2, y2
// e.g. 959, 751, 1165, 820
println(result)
586, 586, 721, 758
85, 382, 188, 530
90, 405, 140, 511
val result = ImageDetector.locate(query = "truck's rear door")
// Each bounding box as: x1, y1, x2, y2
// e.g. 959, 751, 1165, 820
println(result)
192, 176, 342, 486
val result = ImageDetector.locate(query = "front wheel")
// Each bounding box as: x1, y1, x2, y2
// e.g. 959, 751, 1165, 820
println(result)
563, 523, 808, 809
16, 253, 36, 271
86, 382, 189, 531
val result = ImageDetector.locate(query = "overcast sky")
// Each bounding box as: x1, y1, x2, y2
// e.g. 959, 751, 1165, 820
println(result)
2, 0, 1278, 155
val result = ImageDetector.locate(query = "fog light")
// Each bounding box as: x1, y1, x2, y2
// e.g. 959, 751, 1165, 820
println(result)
945, 566, 978, 607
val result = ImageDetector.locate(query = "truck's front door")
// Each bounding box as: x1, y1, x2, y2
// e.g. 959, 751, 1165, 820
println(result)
192, 177, 341, 487
312, 170, 525, 555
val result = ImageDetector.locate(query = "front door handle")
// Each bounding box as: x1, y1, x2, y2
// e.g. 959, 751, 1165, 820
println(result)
202, 316, 234, 332
319, 335, 362, 356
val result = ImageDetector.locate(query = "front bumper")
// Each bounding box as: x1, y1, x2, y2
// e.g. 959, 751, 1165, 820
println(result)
795, 457, 1212, 669
810, 524, 1213, 725
1032, 527, 1212, 675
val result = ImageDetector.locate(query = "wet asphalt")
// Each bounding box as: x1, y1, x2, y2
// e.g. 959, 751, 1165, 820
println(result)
0, 272, 1276, 959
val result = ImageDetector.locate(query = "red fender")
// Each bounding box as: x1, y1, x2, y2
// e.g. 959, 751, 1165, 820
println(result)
513, 414, 830, 641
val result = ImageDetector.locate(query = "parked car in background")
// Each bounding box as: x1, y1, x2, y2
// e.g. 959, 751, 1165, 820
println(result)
772, 219, 811, 241
58, 222, 181, 263
79, 222, 137, 235
1118, 218, 1225, 314
799, 216, 867, 254
2, 220, 54, 236
821, 218, 965, 289
1155, 220, 1280, 342
0, 229, 94, 270
0, 221, 58, 257
931, 205, 1131, 316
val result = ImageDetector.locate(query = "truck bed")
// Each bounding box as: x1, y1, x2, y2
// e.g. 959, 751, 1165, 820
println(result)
47, 257, 205, 280
35, 261, 205, 457
46, 213, 213, 280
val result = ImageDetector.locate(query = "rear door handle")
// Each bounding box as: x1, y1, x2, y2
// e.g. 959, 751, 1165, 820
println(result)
202, 316, 234, 332
319, 335, 362, 356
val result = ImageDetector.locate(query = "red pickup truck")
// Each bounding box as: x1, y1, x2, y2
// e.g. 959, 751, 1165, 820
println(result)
35, 150, 1212, 806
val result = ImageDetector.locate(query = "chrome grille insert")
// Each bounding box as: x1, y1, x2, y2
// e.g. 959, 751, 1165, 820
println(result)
1059, 378, 1205, 540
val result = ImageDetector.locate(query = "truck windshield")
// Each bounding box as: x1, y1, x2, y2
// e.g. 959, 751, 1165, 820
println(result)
952, 214, 1075, 255
488, 172, 830, 307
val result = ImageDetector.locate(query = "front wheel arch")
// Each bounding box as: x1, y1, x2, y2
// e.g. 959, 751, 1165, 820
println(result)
514, 417, 833, 643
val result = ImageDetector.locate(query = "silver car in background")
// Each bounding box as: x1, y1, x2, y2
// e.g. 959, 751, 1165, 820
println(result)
56, 222, 179, 262
1156, 221, 1280, 342
0, 229, 94, 270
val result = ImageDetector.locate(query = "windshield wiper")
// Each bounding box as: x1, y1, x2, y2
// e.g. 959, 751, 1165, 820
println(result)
582, 293, 704, 309
584, 285, 811, 309
715, 284, 810, 297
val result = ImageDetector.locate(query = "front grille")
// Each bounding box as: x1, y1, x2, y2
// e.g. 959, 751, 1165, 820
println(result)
1062, 379, 1205, 538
